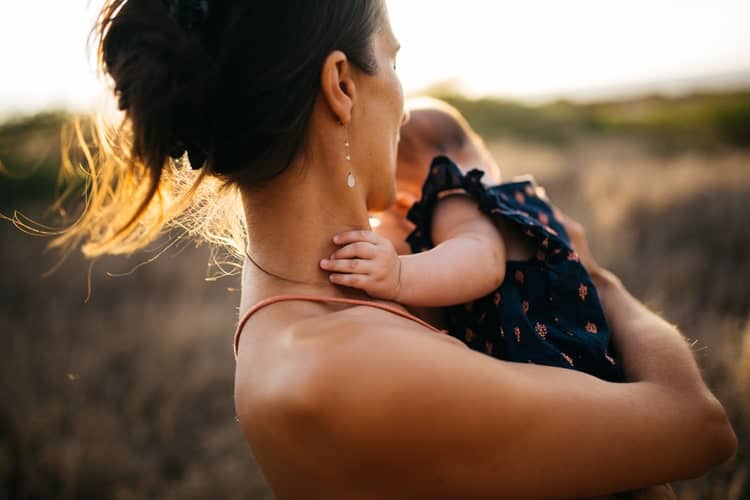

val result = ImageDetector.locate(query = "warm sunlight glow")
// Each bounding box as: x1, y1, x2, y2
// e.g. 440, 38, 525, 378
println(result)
0, 2, 102, 117
388, 0, 750, 100
1, 1, 749, 117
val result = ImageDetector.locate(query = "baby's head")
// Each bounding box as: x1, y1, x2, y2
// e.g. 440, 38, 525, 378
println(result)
372, 97, 500, 255
396, 97, 500, 205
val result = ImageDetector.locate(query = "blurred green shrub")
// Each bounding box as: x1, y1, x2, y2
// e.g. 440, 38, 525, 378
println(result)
0, 112, 69, 207
713, 100, 750, 145
436, 91, 750, 151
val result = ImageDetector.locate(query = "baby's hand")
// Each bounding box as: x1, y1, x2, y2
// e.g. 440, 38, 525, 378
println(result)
320, 230, 402, 301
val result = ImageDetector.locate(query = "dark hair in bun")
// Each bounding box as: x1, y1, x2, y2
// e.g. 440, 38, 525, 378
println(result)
48, 0, 385, 260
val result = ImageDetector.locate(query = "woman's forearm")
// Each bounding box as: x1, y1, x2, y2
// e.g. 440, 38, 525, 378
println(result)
558, 210, 715, 398
591, 268, 705, 392
591, 266, 737, 464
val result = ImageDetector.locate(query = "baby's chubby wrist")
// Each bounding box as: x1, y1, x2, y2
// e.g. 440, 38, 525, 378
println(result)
390, 255, 422, 306
388, 256, 404, 302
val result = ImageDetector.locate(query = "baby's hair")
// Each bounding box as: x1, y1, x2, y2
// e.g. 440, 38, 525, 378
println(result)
26, 0, 385, 263
399, 96, 499, 181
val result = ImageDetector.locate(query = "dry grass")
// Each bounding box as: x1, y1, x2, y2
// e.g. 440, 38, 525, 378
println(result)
0, 230, 273, 499
1, 136, 748, 499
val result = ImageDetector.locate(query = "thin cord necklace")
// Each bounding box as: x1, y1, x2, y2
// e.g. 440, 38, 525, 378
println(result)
244, 247, 331, 287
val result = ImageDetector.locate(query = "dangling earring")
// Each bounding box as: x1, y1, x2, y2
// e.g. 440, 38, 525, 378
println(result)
344, 126, 356, 188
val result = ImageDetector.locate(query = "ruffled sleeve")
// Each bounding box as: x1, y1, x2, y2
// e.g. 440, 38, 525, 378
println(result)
406, 156, 570, 257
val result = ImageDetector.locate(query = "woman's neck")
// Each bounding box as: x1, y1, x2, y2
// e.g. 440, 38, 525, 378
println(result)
240, 153, 373, 305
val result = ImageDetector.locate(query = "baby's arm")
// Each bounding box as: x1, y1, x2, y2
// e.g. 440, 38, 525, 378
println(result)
400, 192, 506, 306
321, 193, 506, 307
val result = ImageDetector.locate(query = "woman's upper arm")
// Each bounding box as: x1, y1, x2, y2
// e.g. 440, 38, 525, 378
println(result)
291, 323, 732, 499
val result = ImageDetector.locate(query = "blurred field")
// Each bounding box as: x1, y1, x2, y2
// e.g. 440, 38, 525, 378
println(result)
1, 92, 749, 499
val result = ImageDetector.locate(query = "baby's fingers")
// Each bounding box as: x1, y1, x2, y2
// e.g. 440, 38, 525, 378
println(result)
320, 258, 372, 275
329, 241, 376, 260
328, 272, 369, 289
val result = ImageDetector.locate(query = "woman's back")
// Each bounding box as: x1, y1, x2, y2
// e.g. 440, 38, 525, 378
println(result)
233, 280, 735, 499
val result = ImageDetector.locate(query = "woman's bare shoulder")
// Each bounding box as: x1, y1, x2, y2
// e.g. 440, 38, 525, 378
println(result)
282, 301, 465, 350
233, 304, 469, 497
234, 302, 725, 498
234, 303, 465, 405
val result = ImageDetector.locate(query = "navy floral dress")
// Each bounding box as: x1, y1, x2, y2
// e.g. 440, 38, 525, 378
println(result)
406, 156, 624, 382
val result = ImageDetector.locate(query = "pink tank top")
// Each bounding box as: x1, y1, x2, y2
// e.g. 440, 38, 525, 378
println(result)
234, 294, 447, 359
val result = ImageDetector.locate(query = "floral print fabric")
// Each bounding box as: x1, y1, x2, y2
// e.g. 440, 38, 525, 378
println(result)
406, 156, 624, 382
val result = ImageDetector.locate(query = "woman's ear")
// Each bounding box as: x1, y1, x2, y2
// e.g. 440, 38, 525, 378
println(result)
320, 50, 356, 125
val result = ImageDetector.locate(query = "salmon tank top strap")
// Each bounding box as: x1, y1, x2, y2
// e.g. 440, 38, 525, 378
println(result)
233, 294, 447, 359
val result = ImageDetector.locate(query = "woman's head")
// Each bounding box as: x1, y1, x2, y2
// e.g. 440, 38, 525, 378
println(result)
54, 0, 404, 258
102, 0, 389, 181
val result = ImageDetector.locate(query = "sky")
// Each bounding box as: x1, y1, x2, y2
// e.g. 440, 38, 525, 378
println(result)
388, 0, 750, 99
1, 0, 749, 118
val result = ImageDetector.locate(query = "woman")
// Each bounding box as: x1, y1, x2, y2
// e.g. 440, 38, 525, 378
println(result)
60, 1, 735, 498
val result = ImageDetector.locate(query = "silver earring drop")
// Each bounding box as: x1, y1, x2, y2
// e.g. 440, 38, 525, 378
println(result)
344, 129, 355, 188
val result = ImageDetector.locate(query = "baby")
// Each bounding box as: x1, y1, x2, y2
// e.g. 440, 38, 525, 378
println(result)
320, 97, 623, 382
